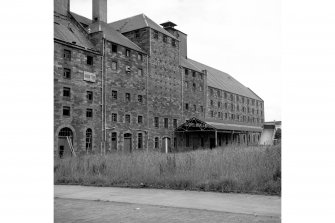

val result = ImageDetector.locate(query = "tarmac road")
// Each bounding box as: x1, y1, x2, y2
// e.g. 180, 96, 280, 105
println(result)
54, 185, 281, 223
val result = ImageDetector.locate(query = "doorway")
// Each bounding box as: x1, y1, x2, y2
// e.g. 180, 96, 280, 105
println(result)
162, 137, 171, 153
124, 133, 132, 153
58, 127, 73, 158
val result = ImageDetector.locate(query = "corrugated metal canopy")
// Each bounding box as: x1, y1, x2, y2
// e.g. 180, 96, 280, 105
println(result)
206, 121, 263, 132
185, 58, 262, 101
109, 14, 177, 39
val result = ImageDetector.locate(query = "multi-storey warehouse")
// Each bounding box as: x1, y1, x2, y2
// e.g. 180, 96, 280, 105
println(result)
54, 0, 264, 157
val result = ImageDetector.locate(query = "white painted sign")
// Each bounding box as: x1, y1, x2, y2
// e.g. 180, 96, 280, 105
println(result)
84, 71, 96, 82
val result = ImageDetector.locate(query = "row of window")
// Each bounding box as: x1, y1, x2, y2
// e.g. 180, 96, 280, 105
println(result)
63, 87, 93, 102
63, 49, 94, 65
184, 81, 203, 92
62, 106, 93, 118
184, 68, 203, 79
111, 90, 144, 103
111, 113, 144, 124
184, 103, 204, 112
154, 117, 178, 129
209, 110, 264, 123
209, 88, 263, 108
153, 30, 176, 47
110, 132, 144, 150
110, 61, 143, 75
209, 101, 263, 115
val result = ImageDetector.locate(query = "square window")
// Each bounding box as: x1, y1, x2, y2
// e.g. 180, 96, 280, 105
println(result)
112, 113, 117, 122
138, 115, 143, 124
111, 61, 117, 70
63, 49, 71, 60
87, 55, 93, 65
63, 106, 70, 116
63, 68, 71, 79
138, 95, 143, 103
87, 91, 93, 101
154, 117, 159, 128
112, 90, 117, 100
125, 114, 131, 123
86, 108, 93, 118
192, 71, 196, 77
138, 53, 143, 61
126, 49, 130, 57
164, 118, 168, 128
125, 93, 131, 102
63, 87, 70, 97
112, 44, 117, 53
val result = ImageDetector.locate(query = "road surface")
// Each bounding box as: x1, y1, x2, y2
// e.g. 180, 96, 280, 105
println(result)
55, 185, 281, 223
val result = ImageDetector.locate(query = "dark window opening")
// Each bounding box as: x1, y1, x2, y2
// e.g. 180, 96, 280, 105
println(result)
138, 53, 143, 61
63, 68, 71, 79
192, 83, 196, 91
112, 90, 117, 100
86, 128, 92, 152
86, 55, 93, 65
63, 106, 70, 116
192, 71, 196, 77
186, 135, 190, 147
200, 106, 204, 112
138, 133, 143, 149
138, 115, 143, 124
112, 113, 117, 122
172, 39, 176, 47
125, 93, 131, 102
112, 44, 117, 53
173, 119, 177, 128
164, 118, 168, 128
154, 137, 159, 149
87, 91, 93, 102
125, 114, 131, 123
86, 108, 93, 118
63, 49, 71, 60
63, 87, 70, 97
154, 117, 159, 128
138, 95, 143, 103
111, 132, 117, 150
185, 103, 189, 110
135, 30, 140, 38
126, 49, 130, 57
185, 69, 188, 76
154, 30, 158, 39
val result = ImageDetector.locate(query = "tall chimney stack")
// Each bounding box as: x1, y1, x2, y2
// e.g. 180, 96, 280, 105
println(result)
54, 0, 70, 16
92, 0, 107, 23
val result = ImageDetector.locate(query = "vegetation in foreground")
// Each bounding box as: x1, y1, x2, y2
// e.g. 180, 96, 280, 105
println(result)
54, 145, 281, 195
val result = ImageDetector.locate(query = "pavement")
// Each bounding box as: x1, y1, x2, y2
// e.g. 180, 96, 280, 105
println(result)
54, 185, 281, 223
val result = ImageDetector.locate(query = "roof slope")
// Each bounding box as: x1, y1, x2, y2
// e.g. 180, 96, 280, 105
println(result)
186, 58, 262, 100
180, 57, 202, 73
109, 14, 176, 39
70, 12, 92, 26
54, 14, 96, 50
88, 21, 145, 53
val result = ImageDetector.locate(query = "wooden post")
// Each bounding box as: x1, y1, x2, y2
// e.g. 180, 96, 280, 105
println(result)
215, 130, 218, 148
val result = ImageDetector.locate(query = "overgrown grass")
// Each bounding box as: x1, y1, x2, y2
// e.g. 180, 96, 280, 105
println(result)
54, 145, 281, 195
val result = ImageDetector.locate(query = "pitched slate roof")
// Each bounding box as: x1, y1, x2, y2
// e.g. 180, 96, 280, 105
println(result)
180, 57, 202, 73
70, 12, 92, 26
185, 58, 262, 101
108, 14, 177, 39
54, 15, 96, 50
88, 21, 146, 54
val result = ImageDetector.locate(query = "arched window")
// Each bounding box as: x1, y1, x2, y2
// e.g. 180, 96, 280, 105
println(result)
59, 127, 73, 138
86, 128, 92, 152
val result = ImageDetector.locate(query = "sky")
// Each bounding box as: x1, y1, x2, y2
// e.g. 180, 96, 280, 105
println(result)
70, 0, 281, 122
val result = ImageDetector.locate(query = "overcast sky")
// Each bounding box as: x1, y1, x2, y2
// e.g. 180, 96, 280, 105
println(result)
70, 0, 281, 122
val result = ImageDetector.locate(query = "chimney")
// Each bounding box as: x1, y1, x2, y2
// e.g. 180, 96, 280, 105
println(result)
92, 0, 107, 23
54, 0, 70, 16
161, 21, 187, 58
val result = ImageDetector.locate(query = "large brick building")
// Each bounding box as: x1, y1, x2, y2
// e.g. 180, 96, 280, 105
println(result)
54, 0, 264, 157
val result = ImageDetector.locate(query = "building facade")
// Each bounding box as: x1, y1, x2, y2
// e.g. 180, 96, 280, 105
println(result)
54, 0, 264, 157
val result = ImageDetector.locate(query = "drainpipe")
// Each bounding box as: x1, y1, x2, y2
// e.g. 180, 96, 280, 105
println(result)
101, 37, 105, 155
103, 38, 107, 155
146, 54, 149, 152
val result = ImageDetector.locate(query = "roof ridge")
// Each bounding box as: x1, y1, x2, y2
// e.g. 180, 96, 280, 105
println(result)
142, 14, 149, 27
